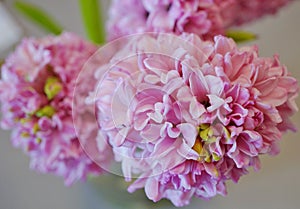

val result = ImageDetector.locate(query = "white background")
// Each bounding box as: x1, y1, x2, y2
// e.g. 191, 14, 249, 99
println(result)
0, 1, 300, 209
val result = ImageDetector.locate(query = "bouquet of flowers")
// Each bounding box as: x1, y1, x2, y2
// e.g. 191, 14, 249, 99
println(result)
0, 0, 298, 207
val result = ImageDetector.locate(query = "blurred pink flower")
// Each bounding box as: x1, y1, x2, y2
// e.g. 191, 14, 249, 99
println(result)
0, 32, 111, 185
93, 33, 298, 206
233, 0, 292, 25
107, 0, 292, 41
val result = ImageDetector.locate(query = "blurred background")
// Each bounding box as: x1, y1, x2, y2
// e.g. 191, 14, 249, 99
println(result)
0, 0, 300, 209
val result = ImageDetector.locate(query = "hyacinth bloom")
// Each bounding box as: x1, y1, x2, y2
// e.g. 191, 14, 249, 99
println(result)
107, 0, 292, 40
92, 33, 298, 206
0, 33, 111, 185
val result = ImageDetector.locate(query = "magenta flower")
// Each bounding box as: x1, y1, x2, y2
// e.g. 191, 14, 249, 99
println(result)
93, 33, 298, 206
107, 0, 292, 41
0, 32, 111, 185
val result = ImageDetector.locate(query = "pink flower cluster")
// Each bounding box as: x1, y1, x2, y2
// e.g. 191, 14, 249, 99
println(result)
93, 33, 298, 206
107, 0, 292, 40
0, 32, 111, 185
0, 1, 297, 206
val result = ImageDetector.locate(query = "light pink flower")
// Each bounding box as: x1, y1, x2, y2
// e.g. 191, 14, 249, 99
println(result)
107, 0, 292, 41
0, 32, 111, 185
93, 33, 298, 206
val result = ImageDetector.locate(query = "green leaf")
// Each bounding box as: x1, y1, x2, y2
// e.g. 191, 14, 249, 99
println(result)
225, 30, 257, 43
79, 0, 105, 44
15, 1, 63, 35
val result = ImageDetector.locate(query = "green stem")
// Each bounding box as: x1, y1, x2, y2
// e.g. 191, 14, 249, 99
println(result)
79, 0, 105, 44
15, 1, 63, 35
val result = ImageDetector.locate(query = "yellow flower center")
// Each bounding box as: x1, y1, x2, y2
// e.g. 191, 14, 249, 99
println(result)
44, 76, 63, 100
35, 105, 56, 118
192, 124, 220, 163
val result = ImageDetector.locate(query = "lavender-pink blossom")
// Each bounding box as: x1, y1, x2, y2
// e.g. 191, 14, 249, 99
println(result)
107, 0, 292, 41
93, 33, 298, 206
0, 32, 111, 185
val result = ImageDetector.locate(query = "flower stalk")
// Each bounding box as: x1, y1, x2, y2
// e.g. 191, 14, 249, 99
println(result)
79, 0, 105, 44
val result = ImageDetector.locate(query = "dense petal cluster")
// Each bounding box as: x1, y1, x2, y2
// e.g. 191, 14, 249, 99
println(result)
93, 33, 298, 206
107, 0, 292, 40
0, 32, 111, 185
